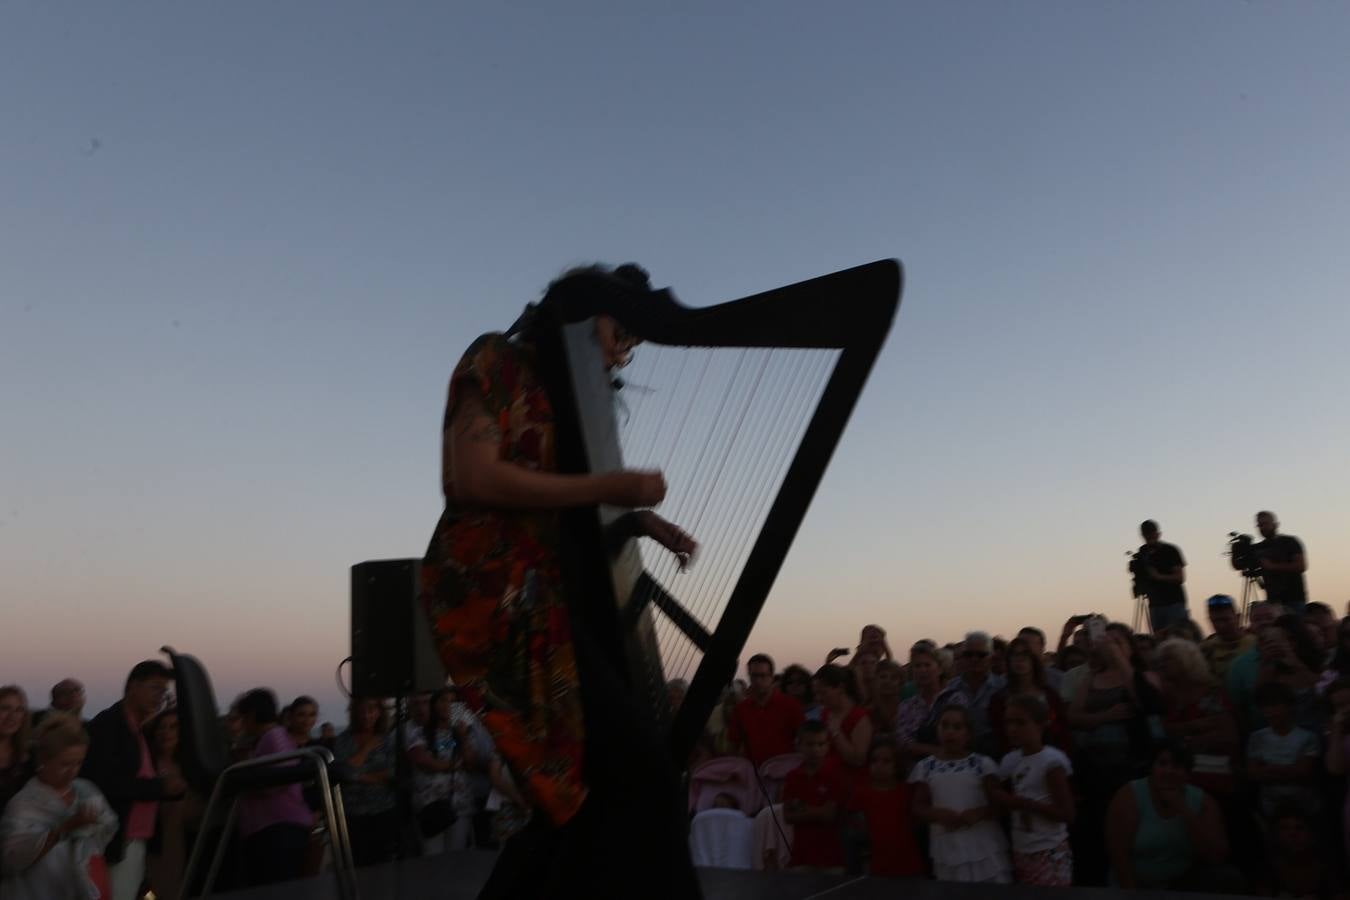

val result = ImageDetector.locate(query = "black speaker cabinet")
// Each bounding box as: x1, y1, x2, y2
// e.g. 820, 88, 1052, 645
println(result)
350, 558, 445, 697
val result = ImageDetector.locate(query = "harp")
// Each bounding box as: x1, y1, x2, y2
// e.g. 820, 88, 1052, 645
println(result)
532, 259, 902, 762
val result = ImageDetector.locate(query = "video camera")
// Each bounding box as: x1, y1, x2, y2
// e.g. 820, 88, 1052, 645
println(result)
1227, 532, 1262, 578
1126, 548, 1151, 597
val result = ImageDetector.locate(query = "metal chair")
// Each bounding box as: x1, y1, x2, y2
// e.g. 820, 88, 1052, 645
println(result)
163, 646, 359, 899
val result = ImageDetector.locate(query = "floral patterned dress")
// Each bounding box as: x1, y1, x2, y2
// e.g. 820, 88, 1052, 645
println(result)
420, 333, 587, 828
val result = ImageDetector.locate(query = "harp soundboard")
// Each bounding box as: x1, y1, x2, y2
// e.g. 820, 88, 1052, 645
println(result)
533, 260, 901, 762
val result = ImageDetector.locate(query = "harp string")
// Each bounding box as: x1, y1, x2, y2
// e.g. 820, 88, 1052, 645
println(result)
671, 349, 772, 556
622, 345, 687, 471
655, 349, 805, 646
635, 348, 760, 665
623, 344, 662, 426
660, 349, 837, 681
643, 348, 721, 490
638, 349, 749, 574
652, 349, 805, 679
649, 347, 783, 673
636, 349, 830, 680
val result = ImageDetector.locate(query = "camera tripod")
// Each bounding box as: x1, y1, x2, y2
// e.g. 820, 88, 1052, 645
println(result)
1238, 574, 1262, 624
1131, 592, 1152, 634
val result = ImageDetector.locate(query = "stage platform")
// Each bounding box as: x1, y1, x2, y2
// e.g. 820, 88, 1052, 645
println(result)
218, 850, 1226, 899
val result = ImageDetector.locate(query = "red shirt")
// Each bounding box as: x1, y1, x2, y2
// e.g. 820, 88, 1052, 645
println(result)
853, 783, 924, 877
782, 764, 844, 868
822, 705, 871, 796
729, 691, 804, 767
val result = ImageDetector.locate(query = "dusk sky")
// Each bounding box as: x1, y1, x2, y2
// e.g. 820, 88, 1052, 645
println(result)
4, 3, 1349, 721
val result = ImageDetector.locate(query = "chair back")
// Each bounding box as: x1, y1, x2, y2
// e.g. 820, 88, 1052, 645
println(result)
161, 646, 230, 794
756, 752, 803, 805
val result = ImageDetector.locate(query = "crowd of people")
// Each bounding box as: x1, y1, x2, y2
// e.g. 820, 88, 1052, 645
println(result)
1, 602, 1347, 897
682, 594, 1350, 895
0, 519, 1344, 897
0, 664, 529, 899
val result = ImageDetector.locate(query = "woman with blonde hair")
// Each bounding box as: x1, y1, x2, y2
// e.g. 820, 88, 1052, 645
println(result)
0, 686, 34, 817
1155, 638, 1238, 797
0, 714, 118, 899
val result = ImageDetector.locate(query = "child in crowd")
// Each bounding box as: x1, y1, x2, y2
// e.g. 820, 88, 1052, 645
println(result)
783, 720, 845, 870
990, 693, 1075, 886
1263, 806, 1342, 899
851, 737, 923, 877
1247, 682, 1321, 823
908, 705, 1011, 883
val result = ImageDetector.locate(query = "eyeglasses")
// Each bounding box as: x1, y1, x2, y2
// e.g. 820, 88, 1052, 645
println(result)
962, 650, 990, 659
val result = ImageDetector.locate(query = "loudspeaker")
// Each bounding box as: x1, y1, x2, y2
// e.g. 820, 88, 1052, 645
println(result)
350, 558, 445, 697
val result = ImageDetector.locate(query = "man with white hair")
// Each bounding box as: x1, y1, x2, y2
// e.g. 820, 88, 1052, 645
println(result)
931, 631, 1006, 756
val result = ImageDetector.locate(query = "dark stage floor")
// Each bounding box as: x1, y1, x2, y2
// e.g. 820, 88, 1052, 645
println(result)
218, 851, 1228, 899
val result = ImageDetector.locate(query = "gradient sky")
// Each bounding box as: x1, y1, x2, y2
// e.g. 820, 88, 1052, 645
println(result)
4, 3, 1349, 722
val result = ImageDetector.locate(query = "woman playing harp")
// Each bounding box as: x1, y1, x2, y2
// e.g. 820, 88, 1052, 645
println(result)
420, 263, 702, 898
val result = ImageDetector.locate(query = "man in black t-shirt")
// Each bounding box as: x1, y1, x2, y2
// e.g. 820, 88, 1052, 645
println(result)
1253, 510, 1308, 616
1135, 520, 1188, 632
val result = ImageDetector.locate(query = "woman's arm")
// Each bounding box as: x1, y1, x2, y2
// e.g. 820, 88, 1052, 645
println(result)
1068, 676, 1131, 729
407, 745, 451, 774
832, 715, 872, 768
1105, 784, 1140, 889
357, 744, 395, 786
5, 807, 101, 871
449, 401, 661, 509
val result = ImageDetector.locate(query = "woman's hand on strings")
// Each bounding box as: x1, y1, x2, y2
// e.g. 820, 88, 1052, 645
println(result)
635, 510, 697, 570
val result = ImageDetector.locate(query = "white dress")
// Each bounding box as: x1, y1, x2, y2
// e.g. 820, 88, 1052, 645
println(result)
908, 753, 1011, 883
998, 746, 1073, 854
0, 777, 119, 900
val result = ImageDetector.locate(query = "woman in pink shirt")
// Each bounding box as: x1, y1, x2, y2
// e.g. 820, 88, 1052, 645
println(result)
235, 689, 313, 887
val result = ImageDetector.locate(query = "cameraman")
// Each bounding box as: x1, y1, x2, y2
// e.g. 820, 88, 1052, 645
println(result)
1134, 520, 1188, 632
1253, 511, 1307, 616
